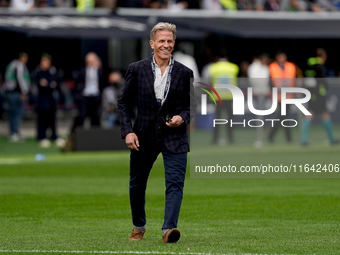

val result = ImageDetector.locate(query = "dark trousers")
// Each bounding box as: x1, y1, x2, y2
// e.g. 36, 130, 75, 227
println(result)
71, 95, 100, 132
213, 100, 233, 143
268, 104, 292, 142
4, 92, 24, 136
129, 140, 187, 229
37, 108, 57, 141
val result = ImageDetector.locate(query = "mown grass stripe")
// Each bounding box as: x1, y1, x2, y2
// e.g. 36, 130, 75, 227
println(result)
0, 250, 235, 255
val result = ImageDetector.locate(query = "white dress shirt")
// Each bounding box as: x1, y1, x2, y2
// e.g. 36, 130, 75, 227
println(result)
247, 59, 271, 95
83, 67, 100, 97
153, 58, 171, 106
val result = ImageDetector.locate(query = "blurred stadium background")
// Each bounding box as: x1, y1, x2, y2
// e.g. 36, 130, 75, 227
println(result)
0, 3, 340, 255
1, 6, 340, 142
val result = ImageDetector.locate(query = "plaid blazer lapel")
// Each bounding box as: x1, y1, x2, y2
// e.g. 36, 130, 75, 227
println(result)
162, 61, 180, 107
143, 57, 158, 105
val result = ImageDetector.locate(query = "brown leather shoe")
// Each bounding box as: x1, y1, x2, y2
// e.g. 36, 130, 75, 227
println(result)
129, 228, 146, 241
162, 228, 181, 243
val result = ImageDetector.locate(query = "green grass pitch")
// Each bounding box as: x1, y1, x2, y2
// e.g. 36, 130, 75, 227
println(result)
0, 130, 339, 255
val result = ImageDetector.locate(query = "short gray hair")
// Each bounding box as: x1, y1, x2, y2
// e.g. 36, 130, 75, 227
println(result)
150, 22, 177, 41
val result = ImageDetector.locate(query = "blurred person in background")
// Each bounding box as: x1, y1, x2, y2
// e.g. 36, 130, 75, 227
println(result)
173, 42, 200, 79
268, 51, 296, 143
102, 70, 123, 129
264, 0, 280, 10
238, 60, 250, 93
0, 72, 4, 119
53, 0, 74, 6
220, 0, 237, 9
331, 0, 340, 10
31, 53, 65, 148
173, 43, 200, 131
253, 0, 265, 10
149, 0, 199, 9
3, 52, 30, 142
146, 0, 166, 8
96, 0, 117, 9
306, 0, 337, 11
280, 0, 307, 11
9, 0, 34, 11
201, 47, 218, 81
237, 0, 255, 10
122, 0, 145, 7
205, 49, 239, 145
238, 60, 249, 78
70, 52, 104, 133
301, 48, 338, 145
35, 0, 54, 8
0, 0, 9, 7
248, 53, 271, 147
201, 0, 223, 9
76, 0, 95, 11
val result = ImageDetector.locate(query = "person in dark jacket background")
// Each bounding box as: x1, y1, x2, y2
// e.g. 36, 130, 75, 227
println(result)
32, 53, 64, 148
301, 48, 338, 145
70, 52, 104, 133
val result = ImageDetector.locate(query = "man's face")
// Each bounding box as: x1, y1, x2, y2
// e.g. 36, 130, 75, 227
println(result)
150, 30, 175, 62
276, 53, 287, 65
108, 72, 121, 84
40, 57, 51, 70
20, 54, 28, 64
86, 54, 99, 67
260, 56, 270, 65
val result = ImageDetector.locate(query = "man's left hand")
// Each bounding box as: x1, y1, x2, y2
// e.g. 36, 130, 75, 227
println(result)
20, 94, 28, 102
166, 115, 184, 128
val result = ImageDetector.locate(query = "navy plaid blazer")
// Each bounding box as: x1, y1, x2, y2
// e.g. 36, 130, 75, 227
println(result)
118, 56, 197, 153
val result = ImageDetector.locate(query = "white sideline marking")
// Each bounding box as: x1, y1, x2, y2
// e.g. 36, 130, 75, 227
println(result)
0, 250, 231, 255
0, 158, 21, 165
0, 250, 303, 255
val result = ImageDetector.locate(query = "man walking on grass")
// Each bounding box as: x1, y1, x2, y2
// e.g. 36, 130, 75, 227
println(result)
118, 22, 196, 243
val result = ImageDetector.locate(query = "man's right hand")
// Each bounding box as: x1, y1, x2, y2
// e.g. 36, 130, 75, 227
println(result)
125, 133, 140, 151
20, 94, 28, 102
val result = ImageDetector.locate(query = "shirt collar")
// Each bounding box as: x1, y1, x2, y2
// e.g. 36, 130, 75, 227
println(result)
152, 52, 174, 67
